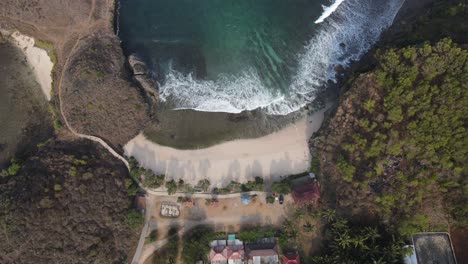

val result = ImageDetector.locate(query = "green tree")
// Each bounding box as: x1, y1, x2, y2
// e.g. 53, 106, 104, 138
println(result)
166, 180, 177, 195
266, 196, 275, 204
198, 179, 211, 192
271, 180, 291, 194
126, 210, 144, 229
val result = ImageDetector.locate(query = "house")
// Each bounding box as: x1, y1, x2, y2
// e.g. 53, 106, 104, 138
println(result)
209, 236, 245, 264
403, 232, 457, 264
227, 235, 245, 264
245, 238, 279, 264
209, 240, 228, 264
282, 254, 300, 264
134, 195, 146, 213
291, 178, 320, 205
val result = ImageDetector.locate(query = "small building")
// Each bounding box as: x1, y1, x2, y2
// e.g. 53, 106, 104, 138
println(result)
209, 237, 245, 264
291, 178, 320, 205
403, 232, 457, 264
241, 193, 251, 205
245, 238, 279, 264
227, 235, 245, 264
134, 195, 146, 213
282, 254, 300, 264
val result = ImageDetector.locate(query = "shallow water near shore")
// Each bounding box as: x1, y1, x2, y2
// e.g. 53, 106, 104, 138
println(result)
0, 42, 53, 166
119, 0, 404, 114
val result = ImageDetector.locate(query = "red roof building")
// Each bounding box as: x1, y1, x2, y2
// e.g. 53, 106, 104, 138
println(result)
134, 195, 146, 211
209, 246, 228, 264
282, 254, 300, 264
291, 179, 320, 205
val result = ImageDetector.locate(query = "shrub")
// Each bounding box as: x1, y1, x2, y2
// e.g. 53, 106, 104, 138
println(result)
337, 155, 355, 183
125, 178, 139, 196
237, 226, 276, 241
198, 179, 211, 192
266, 196, 275, 204
126, 210, 144, 229
271, 180, 291, 194
243, 177, 264, 191
68, 166, 77, 177
54, 184, 62, 191
148, 230, 158, 243
166, 180, 177, 195
144, 173, 165, 189
7, 160, 21, 176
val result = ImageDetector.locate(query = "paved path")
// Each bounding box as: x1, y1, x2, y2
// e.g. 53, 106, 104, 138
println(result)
131, 195, 155, 264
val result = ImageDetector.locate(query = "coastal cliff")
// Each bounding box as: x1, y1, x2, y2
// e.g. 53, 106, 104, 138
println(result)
307, 1, 467, 261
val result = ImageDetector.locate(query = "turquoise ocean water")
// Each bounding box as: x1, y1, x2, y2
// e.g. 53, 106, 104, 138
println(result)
118, 0, 404, 114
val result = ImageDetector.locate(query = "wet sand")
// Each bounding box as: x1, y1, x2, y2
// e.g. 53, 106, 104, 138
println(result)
144, 105, 305, 149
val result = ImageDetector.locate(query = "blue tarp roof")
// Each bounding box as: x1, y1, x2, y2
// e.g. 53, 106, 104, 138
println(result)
241, 193, 251, 205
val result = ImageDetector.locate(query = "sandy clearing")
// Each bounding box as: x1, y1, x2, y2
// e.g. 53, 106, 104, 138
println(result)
11, 31, 53, 101
124, 107, 327, 187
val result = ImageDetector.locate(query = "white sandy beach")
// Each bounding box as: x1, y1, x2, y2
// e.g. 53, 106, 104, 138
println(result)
124, 107, 328, 188
11, 31, 53, 101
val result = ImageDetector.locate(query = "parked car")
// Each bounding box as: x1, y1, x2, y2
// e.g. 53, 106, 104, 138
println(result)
279, 194, 284, 205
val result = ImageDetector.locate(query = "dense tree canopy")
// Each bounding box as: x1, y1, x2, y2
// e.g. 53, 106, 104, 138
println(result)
335, 39, 467, 224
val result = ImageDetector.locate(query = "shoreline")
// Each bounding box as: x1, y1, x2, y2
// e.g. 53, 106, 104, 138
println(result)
124, 106, 329, 187
10, 31, 53, 101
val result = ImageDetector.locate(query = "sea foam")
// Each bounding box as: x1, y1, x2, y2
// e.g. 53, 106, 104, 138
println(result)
159, 0, 405, 115
314, 0, 346, 24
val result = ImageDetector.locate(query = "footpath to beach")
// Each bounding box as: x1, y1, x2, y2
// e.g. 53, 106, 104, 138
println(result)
124, 107, 328, 187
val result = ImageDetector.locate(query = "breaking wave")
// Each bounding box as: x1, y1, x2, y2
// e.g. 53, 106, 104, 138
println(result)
315, 0, 346, 24
159, 0, 405, 115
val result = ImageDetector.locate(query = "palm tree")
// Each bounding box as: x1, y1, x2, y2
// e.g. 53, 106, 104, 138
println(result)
362, 226, 380, 242
304, 222, 315, 232
335, 231, 352, 249
321, 209, 336, 222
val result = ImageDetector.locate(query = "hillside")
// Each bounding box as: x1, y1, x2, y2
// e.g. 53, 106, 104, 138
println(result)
315, 38, 467, 226
0, 139, 141, 263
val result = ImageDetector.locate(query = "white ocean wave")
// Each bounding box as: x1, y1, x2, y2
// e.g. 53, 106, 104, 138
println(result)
314, 0, 346, 24
159, 0, 405, 115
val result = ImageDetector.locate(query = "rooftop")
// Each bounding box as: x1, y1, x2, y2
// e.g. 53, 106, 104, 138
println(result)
282, 254, 300, 264
412, 232, 457, 264
291, 179, 320, 205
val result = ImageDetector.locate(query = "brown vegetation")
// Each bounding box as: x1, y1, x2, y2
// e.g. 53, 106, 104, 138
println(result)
61, 31, 150, 149
0, 139, 140, 263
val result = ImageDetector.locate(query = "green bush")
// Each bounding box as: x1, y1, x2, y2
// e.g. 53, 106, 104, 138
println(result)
148, 230, 158, 243
237, 226, 276, 242
271, 180, 291, 194
266, 196, 275, 204
144, 173, 165, 189
397, 214, 429, 237
198, 179, 211, 192
7, 160, 21, 176
336, 155, 355, 183
126, 210, 144, 229
166, 180, 177, 195
68, 166, 77, 177
182, 226, 221, 264
243, 177, 264, 191
125, 178, 139, 196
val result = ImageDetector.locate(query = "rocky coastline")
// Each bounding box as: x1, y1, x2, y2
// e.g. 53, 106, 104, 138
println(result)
128, 54, 159, 111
